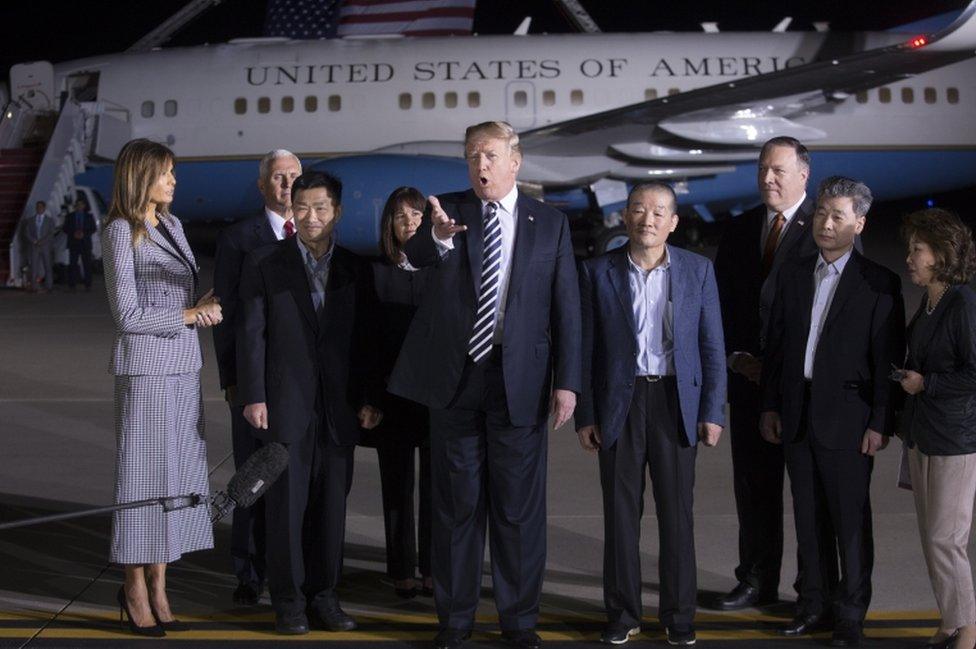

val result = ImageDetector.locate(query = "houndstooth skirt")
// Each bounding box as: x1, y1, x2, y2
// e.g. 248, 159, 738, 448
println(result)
110, 372, 213, 564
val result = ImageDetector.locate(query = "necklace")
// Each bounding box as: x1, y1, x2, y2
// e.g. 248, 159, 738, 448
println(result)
926, 284, 950, 315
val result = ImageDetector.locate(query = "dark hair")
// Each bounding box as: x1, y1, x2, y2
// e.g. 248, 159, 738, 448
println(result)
379, 186, 426, 264
291, 170, 342, 206
760, 136, 811, 172
627, 181, 678, 214
901, 208, 976, 285
817, 175, 873, 217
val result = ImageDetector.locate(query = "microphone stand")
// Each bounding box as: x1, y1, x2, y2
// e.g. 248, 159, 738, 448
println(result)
0, 494, 205, 531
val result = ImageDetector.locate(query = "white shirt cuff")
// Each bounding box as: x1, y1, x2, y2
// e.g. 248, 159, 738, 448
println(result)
432, 227, 455, 254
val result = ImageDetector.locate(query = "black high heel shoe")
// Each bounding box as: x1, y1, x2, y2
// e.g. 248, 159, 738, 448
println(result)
149, 602, 190, 632
116, 588, 165, 637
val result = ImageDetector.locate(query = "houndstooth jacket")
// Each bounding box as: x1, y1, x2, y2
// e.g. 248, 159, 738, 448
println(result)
102, 214, 203, 376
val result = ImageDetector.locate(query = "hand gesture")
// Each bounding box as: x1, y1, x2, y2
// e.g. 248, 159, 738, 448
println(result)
429, 195, 467, 241
192, 289, 222, 328
577, 425, 602, 452
550, 389, 576, 431
358, 405, 383, 430
861, 428, 888, 456
759, 410, 782, 444
899, 370, 925, 395
244, 402, 268, 430
698, 422, 723, 447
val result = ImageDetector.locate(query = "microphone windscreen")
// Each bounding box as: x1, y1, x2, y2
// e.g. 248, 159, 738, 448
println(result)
227, 442, 289, 508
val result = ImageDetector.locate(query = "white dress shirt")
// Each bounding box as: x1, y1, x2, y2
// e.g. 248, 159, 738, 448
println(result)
628, 249, 675, 376
265, 207, 289, 241
434, 185, 518, 342
803, 249, 853, 379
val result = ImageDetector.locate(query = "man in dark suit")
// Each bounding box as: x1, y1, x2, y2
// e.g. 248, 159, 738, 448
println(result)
62, 198, 97, 291
238, 171, 382, 635
213, 149, 301, 606
577, 182, 726, 647
761, 176, 905, 647
712, 136, 822, 610
389, 121, 581, 649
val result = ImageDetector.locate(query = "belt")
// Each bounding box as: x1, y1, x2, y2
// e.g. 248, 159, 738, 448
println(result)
637, 374, 671, 382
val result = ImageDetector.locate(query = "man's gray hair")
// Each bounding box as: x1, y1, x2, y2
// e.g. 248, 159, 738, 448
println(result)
258, 149, 301, 181
817, 175, 873, 217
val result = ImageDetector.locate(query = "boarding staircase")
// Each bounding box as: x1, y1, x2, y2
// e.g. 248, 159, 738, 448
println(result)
0, 93, 128, 286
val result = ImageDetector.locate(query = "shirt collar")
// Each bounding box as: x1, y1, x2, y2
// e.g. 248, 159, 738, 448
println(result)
767, 192, 807, 224
265, 207, 290, 240
481, 185, 518, 215
816, 247, 853, 276
627, 246, 671, 275
296, 233, 336, 271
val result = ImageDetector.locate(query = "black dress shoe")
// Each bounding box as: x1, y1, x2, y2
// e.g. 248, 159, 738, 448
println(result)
233, 582, 260, 606
780, 612, 829, 636
712, 583, 776, 610
310, 603, 357, 631
502, 629, 542, 649
434, 628, 472, 649
274, 611, 309, 635
665, 625, 696, 646
830, 619, 862, 646
600, 625, 641, 644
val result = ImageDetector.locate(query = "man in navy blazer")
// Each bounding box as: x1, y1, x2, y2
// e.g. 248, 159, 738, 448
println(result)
389, 121, 581, 649
212, 149, 302, 606
577, 182, 726, 647
62, 198, 97, 291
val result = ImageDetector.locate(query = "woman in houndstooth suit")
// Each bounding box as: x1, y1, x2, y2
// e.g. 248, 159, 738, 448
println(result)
102, 139, 222, 636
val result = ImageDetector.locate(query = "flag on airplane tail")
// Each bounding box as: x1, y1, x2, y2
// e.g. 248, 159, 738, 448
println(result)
338, 0, 477, 37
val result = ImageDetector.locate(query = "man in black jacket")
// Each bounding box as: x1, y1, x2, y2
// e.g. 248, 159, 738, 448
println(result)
238, 171, 382, 635
213, 149, 301, 606
761, 176, 905, 647
62, 199, 97, 291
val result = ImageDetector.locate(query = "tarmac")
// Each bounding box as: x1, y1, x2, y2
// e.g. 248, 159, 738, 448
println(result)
0, 218, 968, 647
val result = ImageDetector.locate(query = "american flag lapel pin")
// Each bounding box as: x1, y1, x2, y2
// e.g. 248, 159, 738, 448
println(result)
528, 214, 535, 222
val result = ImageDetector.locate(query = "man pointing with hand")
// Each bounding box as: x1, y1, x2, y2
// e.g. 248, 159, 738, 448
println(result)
390, 121, 581, 649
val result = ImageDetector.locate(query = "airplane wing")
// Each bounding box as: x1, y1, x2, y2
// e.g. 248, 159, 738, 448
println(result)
518, 0, 976, 185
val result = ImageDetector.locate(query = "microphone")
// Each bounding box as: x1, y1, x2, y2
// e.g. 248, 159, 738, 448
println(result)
210, 442, 289, 523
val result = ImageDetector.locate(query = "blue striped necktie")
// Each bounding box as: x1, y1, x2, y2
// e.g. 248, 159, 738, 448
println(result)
468, 201, 501, 363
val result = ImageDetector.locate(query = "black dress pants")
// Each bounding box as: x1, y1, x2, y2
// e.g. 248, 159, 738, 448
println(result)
428, 349, 547, 632
67, 243, 92, 288
727, 373, 786, 593
264, 420, 354, 615
599, 377, 697, 629
785, 388, 873, 621
229, 403, 266, 588
376, 443, 432, 580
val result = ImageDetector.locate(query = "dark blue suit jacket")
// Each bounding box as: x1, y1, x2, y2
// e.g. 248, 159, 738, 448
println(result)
63, 210, 97, 251
389, 188, 581, 427
212, 213, 277, 391
577, 245, 727, 447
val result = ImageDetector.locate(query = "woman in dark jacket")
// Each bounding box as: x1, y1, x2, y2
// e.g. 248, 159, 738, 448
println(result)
899, 208, 976, 649
360, 186, 433, 598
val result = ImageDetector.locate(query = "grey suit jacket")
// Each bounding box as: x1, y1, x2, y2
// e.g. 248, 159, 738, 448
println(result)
102, 215, 202, 376
20, 213, 58, 247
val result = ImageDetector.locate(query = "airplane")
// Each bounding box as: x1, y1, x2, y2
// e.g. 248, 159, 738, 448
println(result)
1, 0, 974, 276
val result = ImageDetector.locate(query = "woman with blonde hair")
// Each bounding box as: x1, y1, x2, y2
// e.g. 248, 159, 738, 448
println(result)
102, 138, 221, 637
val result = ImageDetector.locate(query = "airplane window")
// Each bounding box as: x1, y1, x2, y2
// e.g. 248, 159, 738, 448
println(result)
399, 93, 412, 109
878, 87, 891, 104
514, 90, 527, 108
855, 91, 868, 104
234, 98, 246, 114
645, 88, 658, 100
329, 95, 341, 111
571, 89, 583, 105
258, 97, 271, 113
901, 87, 914, 104
468, 91, 480, 108
445, 91, 458, 108
164, 100, 177, 117
542, 90, 555, 106
924, 87, 937, 104
305, 95, 318, 112
282, 96, 294, 113
422, 92, 435, 109
947, 87, 959, 104
668, 87, 680, 96
141, 101, 154, 118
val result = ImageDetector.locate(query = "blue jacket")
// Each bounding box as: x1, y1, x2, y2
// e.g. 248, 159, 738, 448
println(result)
577, 245, 727, 447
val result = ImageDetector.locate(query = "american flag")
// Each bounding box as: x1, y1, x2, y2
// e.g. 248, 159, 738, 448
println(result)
339, 0, 477, 37
265, 0, 340, 38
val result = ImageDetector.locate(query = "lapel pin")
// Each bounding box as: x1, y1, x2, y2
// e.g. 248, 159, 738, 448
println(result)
528, 215, 535, 222
798, 220, 805, 226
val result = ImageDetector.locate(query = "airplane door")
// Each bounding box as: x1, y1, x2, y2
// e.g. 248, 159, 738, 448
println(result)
505, 81, 536, 129
9, 62, 55, 110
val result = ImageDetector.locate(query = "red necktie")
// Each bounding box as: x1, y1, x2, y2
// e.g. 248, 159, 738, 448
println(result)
761, 212, 785, 279
283, 220, 295, 238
